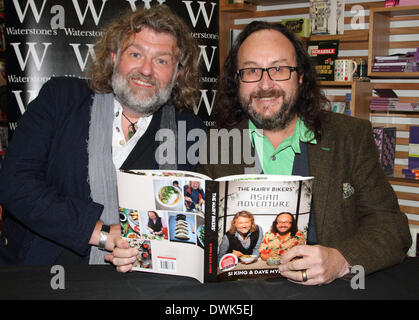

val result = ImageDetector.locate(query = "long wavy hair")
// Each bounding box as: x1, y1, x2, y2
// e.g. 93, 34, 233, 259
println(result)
86, 5, 200, 111
215, 21, 328, 141
228, 210, 258, 235
271, 212, 298, 237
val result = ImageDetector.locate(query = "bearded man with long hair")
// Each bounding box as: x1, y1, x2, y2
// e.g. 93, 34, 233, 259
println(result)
0, 5, 205, 270
198, 21, 411, 285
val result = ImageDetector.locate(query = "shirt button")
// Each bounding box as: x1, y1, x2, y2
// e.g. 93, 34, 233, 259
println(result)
115, 127, 120, 132
271, 155, 276, 161
115, 111, 119, 117
119, 140, 125, 146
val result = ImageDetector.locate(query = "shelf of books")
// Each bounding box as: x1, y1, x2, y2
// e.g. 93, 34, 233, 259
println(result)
368, 5, 419, 78
217, 1, 419, 226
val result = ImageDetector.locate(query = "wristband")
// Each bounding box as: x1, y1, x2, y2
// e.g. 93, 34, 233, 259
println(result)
98, 224, 110, 251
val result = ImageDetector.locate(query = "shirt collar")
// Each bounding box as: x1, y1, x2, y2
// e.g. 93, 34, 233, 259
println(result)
249, 117, 316, 154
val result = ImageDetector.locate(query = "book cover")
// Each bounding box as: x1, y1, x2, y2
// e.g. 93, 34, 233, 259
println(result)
281, 18, 310, 37
309, 0, 344, 35
375, 58, 411, 63
374, 62, 411, 66
374, 55, 407, 60
116, 170, 313, 283
371, 66, 407, 72
373, 127, 396, 175
307, 40, 339, 81
399, 0, 419, 6
409, 127, 419, 169
215, 175, 313, 281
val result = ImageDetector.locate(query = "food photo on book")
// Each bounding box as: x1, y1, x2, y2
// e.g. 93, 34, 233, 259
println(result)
116, 170, 313, 283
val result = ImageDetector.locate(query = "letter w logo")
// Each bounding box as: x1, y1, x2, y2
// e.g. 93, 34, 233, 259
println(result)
69, 43, 96, 71
72, 0, 107, 26
198, 45, 217, 73
12, 0, 47, 23
182, 1, 217, 28
194, 89, 216, 116
10, 42, 52, 71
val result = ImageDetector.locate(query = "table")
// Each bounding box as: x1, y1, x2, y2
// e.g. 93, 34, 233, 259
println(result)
0, 258, 418, 300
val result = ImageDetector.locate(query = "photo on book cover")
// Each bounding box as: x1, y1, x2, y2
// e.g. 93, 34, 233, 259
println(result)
215, 177, 313, 281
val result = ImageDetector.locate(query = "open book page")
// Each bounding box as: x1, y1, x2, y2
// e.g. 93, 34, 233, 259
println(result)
213, 175, 313, 281
117, 170, 207, 283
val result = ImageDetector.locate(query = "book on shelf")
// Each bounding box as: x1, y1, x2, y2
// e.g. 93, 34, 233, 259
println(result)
117, 170, 313, 283
307, 39, 339, 81
229, 28, 242, 49
371, 66, 410, 72
372, 54, 414, 72
409, 126, 419, 170
369, 88, 419, 111
309, 0, 344, 36
375, 58, 411, 63
373, 127, 396, 175
374, 55, 410, 61
402, 168, 419, 175
399, 0, 419, 6
371, 102, 419, 111
374, 62, 412, 66
281, 18, 310, 37
385, 0, 399, 6
403, 172, 419, 179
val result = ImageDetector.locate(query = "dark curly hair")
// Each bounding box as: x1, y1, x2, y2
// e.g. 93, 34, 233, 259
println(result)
271, 212, 298, 237
215, 21, 328, 141
86, 5, 200, 112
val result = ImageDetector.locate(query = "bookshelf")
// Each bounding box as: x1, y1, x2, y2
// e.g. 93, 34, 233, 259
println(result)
218, 1, 419, 226
368, 5, 419, 78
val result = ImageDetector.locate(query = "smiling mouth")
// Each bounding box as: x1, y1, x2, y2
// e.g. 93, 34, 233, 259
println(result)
131, 78, 153, 87
252, 88, 284, 104
256, 96, 278, 102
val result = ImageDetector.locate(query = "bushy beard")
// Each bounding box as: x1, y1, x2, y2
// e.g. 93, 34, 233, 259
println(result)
240, 87, 298, 131
111, 71, 175, 116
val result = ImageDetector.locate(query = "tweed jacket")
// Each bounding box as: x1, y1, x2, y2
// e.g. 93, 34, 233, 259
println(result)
198, 112, 412, 275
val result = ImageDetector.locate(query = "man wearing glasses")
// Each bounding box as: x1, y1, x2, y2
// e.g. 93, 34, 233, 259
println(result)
198, 21, 411, 285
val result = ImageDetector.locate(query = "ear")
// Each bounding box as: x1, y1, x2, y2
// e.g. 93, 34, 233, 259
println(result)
110, 51, 116, 64
298, 72, 304, 85
172, 62, 182, 83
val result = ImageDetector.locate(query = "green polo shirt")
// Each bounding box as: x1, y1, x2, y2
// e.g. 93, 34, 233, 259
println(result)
249, 117, 317, 175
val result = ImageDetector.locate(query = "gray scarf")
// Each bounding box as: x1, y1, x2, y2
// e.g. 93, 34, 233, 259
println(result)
88, 93, 177, 264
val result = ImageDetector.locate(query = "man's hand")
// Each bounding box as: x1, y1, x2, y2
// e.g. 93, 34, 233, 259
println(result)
278, 245, 349, 285
104, 238, 139, 272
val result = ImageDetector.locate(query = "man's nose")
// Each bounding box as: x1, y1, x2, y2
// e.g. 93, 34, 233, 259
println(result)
137, 57, 153, 76
259, 69, 275, 89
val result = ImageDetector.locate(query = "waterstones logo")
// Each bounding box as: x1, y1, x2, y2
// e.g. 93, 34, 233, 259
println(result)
9, 42, 95, 72
198, 45, 217, 73
12, 0, 108, 27
183, 1, 217, 29
11, 0, 218, 31
63, 28, 104, 37
69, 43, 96, 71
10, 42, 52, 71
193, 89, 216, 117
11, 89, 39, 116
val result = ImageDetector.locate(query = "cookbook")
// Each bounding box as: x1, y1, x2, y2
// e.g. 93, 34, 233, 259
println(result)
117, 170, 313, 283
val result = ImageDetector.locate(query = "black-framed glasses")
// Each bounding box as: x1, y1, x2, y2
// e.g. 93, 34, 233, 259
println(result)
236, 66, 299, 83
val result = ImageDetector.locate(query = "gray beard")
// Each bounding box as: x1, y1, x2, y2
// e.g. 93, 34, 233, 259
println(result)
111, 72, 174, 115
240, 88, 298, 131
